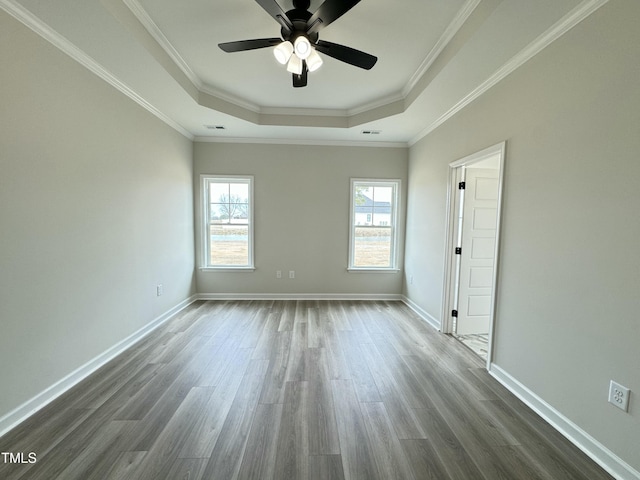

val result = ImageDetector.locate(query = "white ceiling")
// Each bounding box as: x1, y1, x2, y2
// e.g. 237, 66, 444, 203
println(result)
3, 0, 605, 145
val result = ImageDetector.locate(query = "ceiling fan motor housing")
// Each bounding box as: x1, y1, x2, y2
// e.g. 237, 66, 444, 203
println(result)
292, 0, 311, 11
281, 7, 317, 45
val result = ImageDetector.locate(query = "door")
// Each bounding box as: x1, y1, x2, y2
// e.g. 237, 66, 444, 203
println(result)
455, 167, 499, 335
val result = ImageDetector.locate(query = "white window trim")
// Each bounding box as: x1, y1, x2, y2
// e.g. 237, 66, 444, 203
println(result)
200, 174, 254, 271
348, 178, 401, 272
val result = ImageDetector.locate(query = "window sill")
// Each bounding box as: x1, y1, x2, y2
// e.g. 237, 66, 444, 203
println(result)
199, 266, 255, 272
347, 268, 401, 274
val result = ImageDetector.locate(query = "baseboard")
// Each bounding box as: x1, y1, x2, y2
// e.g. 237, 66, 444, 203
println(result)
196, 293, 404, 301
489, 364, 640, 480
401, 295, 441, 330
0, 294, 199, 439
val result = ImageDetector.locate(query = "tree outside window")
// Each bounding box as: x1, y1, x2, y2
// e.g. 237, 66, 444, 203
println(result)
202, 176, 253, 268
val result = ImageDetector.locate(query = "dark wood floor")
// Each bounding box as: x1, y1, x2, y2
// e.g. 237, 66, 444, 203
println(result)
0, 300, 612, 480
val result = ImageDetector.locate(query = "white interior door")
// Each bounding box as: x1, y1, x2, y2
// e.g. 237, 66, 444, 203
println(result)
455, 168, 499, 335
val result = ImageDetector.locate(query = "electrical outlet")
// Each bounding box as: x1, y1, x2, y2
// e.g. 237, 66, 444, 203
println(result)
276, 270, 282, 279
289, 270, 295, 279
608, 380, 630, 412
156, 284, 163, 296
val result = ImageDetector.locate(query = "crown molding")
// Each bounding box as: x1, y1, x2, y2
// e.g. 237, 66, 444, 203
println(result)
347, 91, 406, 117
0, 0, 194, 140
199, 83, 261, 114
194, 136, 408, 149
122, 0, 201, 89
119, 0, 261, 116
409, 0, 611, 146
403, 0, 482, 98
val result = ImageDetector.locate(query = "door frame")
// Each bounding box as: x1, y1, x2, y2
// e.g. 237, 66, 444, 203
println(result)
441, 142, 506, 368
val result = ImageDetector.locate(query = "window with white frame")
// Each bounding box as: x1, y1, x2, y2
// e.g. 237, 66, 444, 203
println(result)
201, 175, 253, 269
349, 179, 400, 270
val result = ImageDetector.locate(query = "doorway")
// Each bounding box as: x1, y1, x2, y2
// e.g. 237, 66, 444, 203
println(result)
442, 143, 505, 366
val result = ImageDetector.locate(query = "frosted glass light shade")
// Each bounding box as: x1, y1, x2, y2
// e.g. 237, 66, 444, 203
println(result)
273, 41, 294, 65
294, 36, 311, 60
286, 54, 303, 75
306, 49, 323, 72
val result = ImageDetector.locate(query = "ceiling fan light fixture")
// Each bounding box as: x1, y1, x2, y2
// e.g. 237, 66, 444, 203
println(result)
218, 0, 378, 87
286, 54, 303, 75
273, 41, 294, 65
306, 48, 323, 72
294, 36, 311, 60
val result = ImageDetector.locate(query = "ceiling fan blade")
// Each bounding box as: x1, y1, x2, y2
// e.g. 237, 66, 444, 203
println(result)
218, 38, 282, 53
314, 40, 377, 70
306, 0, 361, 35
292, 64, 308, 87
255, 0, 294, 34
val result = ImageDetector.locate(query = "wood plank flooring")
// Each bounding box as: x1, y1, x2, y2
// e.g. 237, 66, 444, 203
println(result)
0, 300, 613, 479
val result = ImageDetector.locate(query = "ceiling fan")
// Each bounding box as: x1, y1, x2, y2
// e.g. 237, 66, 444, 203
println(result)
218, 0, 378, 88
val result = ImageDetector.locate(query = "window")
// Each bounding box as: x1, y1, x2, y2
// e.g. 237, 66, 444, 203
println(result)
349, 179, 400, 270
201, 175, 253, 269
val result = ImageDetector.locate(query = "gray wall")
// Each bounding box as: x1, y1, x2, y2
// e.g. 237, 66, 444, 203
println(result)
194, 142, 408, 296
0, 12, 195, 419
404, 0, 639, 472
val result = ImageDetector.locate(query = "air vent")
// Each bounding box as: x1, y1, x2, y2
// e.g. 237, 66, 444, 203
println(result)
361, 130, 381, 135
204, 125, 226, 130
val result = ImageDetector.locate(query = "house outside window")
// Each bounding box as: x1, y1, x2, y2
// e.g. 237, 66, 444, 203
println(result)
349, 179, 400, 270
201, 175, 254, 269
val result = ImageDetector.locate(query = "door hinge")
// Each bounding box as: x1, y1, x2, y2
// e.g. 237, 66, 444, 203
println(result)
458, 181, 466, 190
455, 247, 462, 255
452, 310, 458, 317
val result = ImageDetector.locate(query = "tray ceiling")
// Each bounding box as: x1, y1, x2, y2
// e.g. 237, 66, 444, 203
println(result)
2, 0, 606, 145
